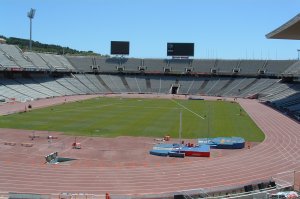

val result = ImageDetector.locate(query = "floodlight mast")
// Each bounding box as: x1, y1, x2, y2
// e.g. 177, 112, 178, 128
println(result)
27, 8, 36, 51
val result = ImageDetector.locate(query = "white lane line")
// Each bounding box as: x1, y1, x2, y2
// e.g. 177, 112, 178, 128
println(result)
170, 99, 205, 119
116, 105, 180, 110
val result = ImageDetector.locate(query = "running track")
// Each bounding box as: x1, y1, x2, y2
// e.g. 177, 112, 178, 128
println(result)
0, 98, 300, 197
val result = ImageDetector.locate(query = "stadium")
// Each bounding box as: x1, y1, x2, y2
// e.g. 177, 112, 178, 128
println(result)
1, 2, 300, 199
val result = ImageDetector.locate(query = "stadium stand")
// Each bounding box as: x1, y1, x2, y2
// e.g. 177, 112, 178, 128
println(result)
215, 59, 240, 74
24, 52, 51, 70
238, 78, 279, 98
143, 59, 166, 73
125, 76, 141, 93
193, 59, 216, 73
0, 51, 19, 68
1, 43, 300, 120
55, 77, 86, 94
74, 74, 101, 93
38, 53, 70, 71
177, 76, 195, 94
32, 76, 75, 96
84, 74, 110, 92
95, 57, 120, 72
122, 58, 142, 72
66, 56, 94, 72
0, 81, 30, 102
0, 44, 35, 69
100, 74, 127, 92
54, 55, 76, 71
16, 77, 60, 97
238, 60, 266, 75
264, 60, 296, 75
217, 77, 245, 96
282, 61, 300, 76
0, 77, 46, 100
168, 59, 193, 74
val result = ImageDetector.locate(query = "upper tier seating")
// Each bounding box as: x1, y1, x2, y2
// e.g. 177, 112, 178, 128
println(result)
0, 44, 35, 69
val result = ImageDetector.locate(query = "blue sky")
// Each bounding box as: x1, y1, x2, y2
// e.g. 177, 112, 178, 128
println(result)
1, 0, 299, 59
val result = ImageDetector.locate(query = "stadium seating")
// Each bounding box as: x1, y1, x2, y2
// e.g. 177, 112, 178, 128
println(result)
32, 76, 75, 96
215, 60, 240, 74
95, 57, 120, 72
168, 59, 193, 73
125, 76, 142, 93
55, 77, 86, 94
264, 60, 297, 75
38, 53, 70, 71
74, 74, 101, 93
0, 81, 30, 101
193, 59, 216, 73
66, 56, 94, 72
84, 74, 110, 92
24, 52, 51, 70
282, 61, 300, 76
238, 60, 266, 75
0, 44, 36, 69
143, 59, 166, 73
122, 58, 142, 72
1, 43, 300, 120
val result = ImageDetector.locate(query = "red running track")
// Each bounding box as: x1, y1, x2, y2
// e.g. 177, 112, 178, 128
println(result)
0, 98, 299, 197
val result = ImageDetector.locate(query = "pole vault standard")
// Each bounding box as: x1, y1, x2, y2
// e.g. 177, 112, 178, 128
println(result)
179, 111, 182, 153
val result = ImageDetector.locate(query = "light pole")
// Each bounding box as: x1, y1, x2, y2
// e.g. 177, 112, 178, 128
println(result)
297, 49, 300, 60
27, 8, 36, 51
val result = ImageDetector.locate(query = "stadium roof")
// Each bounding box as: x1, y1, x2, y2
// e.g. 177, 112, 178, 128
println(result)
266, 13, 300, 40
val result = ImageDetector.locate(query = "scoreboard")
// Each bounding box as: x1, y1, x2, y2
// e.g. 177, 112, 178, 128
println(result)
167, 43, 194, 57
111, 41, 130, 55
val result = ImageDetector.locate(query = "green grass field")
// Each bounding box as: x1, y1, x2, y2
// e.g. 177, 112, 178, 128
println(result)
0, 97, 265, 141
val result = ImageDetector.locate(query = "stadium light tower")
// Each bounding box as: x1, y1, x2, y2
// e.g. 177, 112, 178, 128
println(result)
27, 8, 36, 51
